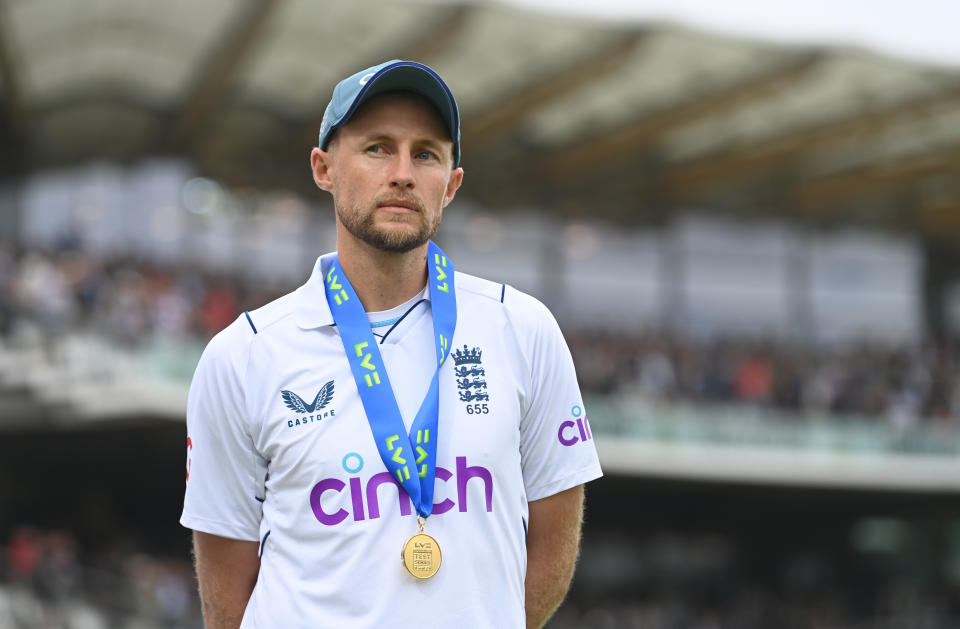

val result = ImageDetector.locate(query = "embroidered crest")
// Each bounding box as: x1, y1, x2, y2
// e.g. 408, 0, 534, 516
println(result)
453, 345, 488, 403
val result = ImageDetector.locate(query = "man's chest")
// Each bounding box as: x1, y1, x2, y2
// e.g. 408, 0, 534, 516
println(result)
249, 319, 524, 513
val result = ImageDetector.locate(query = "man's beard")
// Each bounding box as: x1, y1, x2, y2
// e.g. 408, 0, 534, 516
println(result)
336, 201, 441, 254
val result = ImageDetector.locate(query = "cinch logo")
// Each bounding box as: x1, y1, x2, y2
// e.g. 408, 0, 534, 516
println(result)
558, 404, 593, 447
282, 380, 336, 428
309, 454, 494, 526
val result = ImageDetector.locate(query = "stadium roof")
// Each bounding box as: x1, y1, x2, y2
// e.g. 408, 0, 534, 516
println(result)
1, 0, 960, 239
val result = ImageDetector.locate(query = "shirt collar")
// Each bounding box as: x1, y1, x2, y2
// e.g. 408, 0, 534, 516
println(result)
293, 252, 433, 330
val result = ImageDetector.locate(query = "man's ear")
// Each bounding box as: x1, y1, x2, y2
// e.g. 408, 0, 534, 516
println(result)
311, 147, 334, 192
442, 167, 464, 208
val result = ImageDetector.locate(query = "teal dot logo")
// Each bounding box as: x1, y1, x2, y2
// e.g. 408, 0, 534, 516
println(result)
571, 405, 582, 418
342, 452, 364, 474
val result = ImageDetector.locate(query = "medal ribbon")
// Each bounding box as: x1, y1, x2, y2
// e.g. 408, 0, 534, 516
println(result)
324, 241, 456, 518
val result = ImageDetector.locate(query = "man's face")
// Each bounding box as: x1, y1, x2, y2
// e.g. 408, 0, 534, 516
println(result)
312, 92, 463, 254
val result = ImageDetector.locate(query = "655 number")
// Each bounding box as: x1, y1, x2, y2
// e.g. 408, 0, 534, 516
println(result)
465, 403, 489, 415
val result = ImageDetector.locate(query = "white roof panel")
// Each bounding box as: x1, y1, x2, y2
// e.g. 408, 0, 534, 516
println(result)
6, 0, 236, 105
525, 28, 790, 145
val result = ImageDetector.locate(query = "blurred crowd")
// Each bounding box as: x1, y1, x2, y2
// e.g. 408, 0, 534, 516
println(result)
551, 591, 959, 629
553, 527, 960, 629
1, 243, 958, 425
3, 524, 956, 629
0, 243, 280, 347
1, 526, 200, 628
571, 331, 959, 427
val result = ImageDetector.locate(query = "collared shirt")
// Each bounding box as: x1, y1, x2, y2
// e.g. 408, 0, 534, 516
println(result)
181, 252, 602, 628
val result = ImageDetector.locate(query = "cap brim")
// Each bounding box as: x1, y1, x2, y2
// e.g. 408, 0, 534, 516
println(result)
353, 64, 460, 164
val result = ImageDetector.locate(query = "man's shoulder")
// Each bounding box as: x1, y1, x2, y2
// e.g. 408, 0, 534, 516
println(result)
243, 290, 300, 336
454, 271, 556, 328
200, 290, 299, 362
454, 270, 504, 303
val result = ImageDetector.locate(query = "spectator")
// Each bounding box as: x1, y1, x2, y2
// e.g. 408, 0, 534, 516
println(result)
0, 244, 956, 426
5, 527, 42, 585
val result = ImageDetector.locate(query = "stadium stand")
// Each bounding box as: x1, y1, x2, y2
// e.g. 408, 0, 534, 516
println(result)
1, 241, 959, 627
1, 242, 956, 426
3, 1, 960, 627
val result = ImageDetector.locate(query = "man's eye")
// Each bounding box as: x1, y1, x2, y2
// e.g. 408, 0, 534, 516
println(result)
366, 145, 382, 154
416, 151, 436, 161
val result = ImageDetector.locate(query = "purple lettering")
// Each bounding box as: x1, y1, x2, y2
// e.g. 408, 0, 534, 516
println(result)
558, 420, 579, 446
457, 456, 493, 513
433, 466, 454, 515
577, 417, 588, 441
312, 457, 495, 525
366, 472, 412, 520
349, 477, 365, 521
584, 417, 592, 440
310, 478, 347, 525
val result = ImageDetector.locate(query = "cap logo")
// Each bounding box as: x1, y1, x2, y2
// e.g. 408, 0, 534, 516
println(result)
359, 72, 376, 86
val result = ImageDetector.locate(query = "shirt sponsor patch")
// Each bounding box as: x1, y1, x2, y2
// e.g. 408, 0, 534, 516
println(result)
282, 380, 336, 428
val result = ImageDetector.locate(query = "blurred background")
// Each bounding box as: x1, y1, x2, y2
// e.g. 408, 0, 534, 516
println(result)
1, 0, 960, 627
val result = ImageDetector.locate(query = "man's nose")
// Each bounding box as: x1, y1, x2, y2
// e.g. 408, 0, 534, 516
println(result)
390, 153, 415, 188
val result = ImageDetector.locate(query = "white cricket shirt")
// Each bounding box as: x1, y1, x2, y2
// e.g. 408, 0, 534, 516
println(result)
181, 253, 603, 628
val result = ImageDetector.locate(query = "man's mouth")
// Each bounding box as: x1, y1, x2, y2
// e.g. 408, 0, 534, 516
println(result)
378, 198, 421, 212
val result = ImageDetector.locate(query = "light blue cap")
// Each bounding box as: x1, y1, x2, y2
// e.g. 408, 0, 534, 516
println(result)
318, 59, 461, 166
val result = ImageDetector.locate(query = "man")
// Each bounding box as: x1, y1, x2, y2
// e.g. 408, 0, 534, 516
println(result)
181, 59, 602, 628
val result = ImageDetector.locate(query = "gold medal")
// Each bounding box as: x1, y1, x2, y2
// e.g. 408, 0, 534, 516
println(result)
402, 517, 442, 579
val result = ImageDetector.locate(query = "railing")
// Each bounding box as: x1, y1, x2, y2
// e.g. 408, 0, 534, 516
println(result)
586, 395, 960, 457
0, 562, 201, 629
2, 329, 957, 463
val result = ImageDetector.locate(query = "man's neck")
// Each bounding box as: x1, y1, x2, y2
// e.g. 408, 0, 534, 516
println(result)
336, 238, 429, 312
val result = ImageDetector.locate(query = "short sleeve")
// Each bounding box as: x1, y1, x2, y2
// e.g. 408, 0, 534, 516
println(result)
180, 318, 266, 541
510, 290, 603, 502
